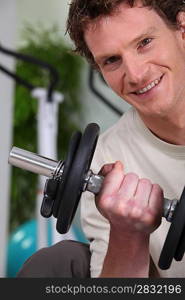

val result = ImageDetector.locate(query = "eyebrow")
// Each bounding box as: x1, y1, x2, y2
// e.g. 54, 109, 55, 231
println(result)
95, 26, 157, 64
130, 26, 157, 46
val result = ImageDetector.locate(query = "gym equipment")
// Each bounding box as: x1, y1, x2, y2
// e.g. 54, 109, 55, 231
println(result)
7, 219, 44, 277
6, 218, 87, 277
8, 123, 185, 270
0, 42, 60, 276
88, 66, 123, 116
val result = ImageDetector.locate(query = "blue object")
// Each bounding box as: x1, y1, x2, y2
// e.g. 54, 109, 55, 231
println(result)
6, 219, 88, 277
6, 219, 51, 277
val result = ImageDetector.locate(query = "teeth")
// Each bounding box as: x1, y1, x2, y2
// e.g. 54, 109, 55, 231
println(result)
136, 78, 161, 95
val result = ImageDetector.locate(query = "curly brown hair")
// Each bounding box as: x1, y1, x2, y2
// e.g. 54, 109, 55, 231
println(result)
66, 0, 185, 67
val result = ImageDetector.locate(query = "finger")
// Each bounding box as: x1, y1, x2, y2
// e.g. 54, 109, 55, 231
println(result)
134, 178, 153, 206
98, 163, 116, 177
118, 172, 139, 200
98, 161, 124, 197
148, 184, 163, 214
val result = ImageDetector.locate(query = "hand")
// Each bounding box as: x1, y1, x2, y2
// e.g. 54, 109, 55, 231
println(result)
95, 161, 163, 235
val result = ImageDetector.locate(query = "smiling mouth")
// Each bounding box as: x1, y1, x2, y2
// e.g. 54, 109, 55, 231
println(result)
134, 76, 163, 95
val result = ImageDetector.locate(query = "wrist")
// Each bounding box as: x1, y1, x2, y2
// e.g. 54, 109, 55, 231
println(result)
109, 225, 150, 246
99, 227, 150, 277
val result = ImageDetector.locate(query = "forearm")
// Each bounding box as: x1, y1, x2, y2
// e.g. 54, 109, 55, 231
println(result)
99, 228, 150, 278
95, 161, 163, 278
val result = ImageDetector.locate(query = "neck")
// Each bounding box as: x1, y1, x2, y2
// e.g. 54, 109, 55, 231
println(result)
139, 112, 185, 146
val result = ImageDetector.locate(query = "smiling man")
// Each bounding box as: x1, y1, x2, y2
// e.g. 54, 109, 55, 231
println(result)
67, 0, 185, 277
17, 0, 185, 279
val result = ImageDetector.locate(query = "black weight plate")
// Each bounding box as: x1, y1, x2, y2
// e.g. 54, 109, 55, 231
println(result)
158, 186, 185, 270
174, 187, 185, 261
174, 225, 185, 261
56, 123, 100, 234
52, 131, 82, 218
40, 178, 60, 217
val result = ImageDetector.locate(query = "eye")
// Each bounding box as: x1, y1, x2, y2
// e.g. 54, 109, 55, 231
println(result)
138, 38, 152, 49
103, 55, 120, 66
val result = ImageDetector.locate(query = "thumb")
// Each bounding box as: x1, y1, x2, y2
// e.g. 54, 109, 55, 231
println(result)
98, 161, 124, 196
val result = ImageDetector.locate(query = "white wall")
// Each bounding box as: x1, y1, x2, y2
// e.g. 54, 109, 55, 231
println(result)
16, 0, 71, 45
0, 0, 16, 277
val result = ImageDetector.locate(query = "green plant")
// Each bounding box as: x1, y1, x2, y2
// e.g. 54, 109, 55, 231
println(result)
10, 24, 84, 232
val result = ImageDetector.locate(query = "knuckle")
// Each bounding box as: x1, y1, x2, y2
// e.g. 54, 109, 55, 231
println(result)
152, 183, 163, 195
99, 164, 109, 174
125, 172, 139, 182
144, 209, 161, 226
153, 183, 161, 190
130, 206, 142, 219
100, 195, 110, 208
139, 178, 151, 185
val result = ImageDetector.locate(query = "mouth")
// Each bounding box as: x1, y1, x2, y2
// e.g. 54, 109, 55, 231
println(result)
132, 75, 163, 96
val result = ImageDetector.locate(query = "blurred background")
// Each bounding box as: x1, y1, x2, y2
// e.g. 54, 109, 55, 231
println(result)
0, 0, 130, 277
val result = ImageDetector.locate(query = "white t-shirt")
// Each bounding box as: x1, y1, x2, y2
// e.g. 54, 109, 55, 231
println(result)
81, 107, 185, 277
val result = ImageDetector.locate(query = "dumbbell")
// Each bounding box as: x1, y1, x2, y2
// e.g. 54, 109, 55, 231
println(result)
8, 123, 185, 270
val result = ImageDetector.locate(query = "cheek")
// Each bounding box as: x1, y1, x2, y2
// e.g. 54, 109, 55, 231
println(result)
170, 52, 185, 95
103, 72, 123, 95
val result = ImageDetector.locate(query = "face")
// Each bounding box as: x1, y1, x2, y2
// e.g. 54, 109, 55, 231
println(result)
84, 2, 185, 121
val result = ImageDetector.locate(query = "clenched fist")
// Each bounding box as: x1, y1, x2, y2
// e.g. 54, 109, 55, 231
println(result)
96, 161, 163, 235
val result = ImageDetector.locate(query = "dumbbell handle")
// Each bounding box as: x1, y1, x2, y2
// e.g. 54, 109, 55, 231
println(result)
9, 146, 178, 222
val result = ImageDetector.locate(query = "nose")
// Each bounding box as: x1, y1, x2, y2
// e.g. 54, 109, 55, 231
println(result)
123, 54, 149, 87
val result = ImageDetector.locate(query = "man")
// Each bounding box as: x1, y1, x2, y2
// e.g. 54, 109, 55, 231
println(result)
67, 0, 185, 277
17, 0, 185, 278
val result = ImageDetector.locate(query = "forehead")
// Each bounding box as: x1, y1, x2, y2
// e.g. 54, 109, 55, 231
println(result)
84, 3, 170, 57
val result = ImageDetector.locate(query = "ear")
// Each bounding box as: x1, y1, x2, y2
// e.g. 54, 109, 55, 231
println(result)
176, 11, 185, 38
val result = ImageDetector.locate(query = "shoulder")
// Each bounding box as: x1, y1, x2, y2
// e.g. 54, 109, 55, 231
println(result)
90, 108, 137, 170
99, 107, 136, 145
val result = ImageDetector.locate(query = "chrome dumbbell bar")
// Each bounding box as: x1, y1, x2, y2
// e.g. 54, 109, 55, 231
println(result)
9, 146, 178, 222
